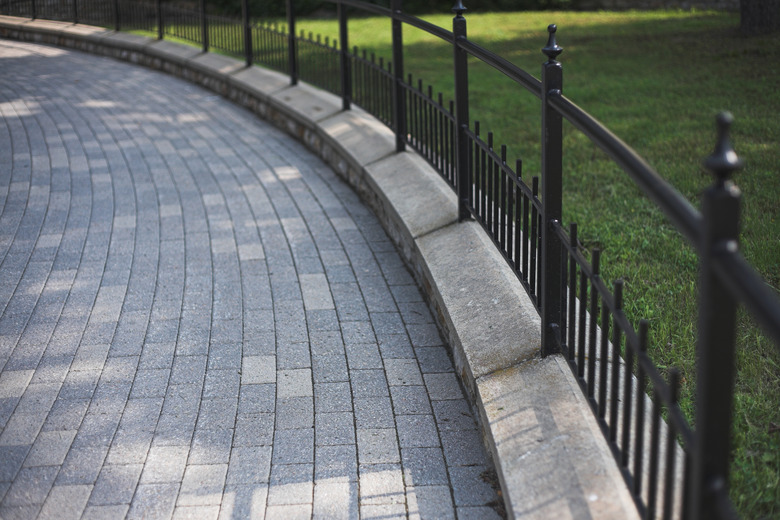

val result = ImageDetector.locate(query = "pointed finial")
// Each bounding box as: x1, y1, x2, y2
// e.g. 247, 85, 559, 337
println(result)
705, 112, 743, 186
542, 24, 563, 62
452, 0, 467, 17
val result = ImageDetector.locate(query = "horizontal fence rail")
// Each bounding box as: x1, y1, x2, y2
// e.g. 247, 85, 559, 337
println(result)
2, 1, 778, 519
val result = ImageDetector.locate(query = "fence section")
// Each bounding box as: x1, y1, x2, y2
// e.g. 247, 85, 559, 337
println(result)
4, 2, 779, 519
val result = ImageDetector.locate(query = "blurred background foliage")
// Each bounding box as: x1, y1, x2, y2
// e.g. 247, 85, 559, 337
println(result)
208, 0, 579, 18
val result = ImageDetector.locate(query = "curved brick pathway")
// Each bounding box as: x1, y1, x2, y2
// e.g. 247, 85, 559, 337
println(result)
0, 39, 502, 519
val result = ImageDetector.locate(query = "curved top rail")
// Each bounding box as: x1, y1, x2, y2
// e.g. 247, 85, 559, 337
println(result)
325, 0, 539, 94
325, 0, 455, 43
395, 11, 454, 43
331, 0, 392, 18
459, 39, 542, 97
716, 251, 780, 348
548, 93, 703, 246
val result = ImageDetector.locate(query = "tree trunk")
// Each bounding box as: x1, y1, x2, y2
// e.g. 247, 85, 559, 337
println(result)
740, 0, 780, 34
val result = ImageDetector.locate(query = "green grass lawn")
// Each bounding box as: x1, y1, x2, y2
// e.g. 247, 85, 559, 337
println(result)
139, 9, 779, 518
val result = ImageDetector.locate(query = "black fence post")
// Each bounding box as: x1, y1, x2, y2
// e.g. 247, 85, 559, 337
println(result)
72, 0, 78, 24
452, 0, 470, 222
242, 0, 251, 66
338, 2, 351, 110
200, 0, 208, 52
286, 0, 298, 85
113, 0, 119, 30
391, 0, 406, 152
688, 113, 743, 520
540, 24, 564, 357
30, 0, 36, 19
156, 0, 163, 40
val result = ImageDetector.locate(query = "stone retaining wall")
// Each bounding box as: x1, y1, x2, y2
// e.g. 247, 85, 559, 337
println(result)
582, 0, 739, 10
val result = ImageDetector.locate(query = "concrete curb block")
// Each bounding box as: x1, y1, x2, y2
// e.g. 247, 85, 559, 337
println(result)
0, 17, 639, 519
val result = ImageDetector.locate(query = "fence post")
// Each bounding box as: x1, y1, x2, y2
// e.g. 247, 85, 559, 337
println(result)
688, 112, 743, 520
286, 0, 298, 85
113, 0, 119, 30
338, 2, 351, 110
391, 0, 406, 152
156, 0, 163, 40
72, 0, 78, 24
242, 0, 251, 66
200, 0, 208, 52
452, 0, 470, 222
540, 24, 564, 357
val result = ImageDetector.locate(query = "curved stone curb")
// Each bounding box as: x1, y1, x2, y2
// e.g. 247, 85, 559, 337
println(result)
0, 16, 639, 519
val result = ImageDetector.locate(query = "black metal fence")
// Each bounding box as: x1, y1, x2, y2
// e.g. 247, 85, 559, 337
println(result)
3, 1, 779, 519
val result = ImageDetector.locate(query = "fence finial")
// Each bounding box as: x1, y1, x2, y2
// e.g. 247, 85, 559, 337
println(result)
705, 112, 743, 186
542, 24, 563, 63
452, 0, 467, 17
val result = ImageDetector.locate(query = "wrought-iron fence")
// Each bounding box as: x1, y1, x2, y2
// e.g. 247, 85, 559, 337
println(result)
3, 1, 779, 519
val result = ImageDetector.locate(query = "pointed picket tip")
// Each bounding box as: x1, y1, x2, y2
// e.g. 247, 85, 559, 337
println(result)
452, 0, 467, 17
705, 112, 743, 186
542, 24, 563, 62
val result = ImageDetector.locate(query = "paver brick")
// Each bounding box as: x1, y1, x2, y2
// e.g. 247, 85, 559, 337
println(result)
407, 485, 456, 520
89, 464, 144, 505
267, 463, 313, 505
395, 415, 440, 448
177, 464, 228, 507
23, 429, 76, 467
358, 463, 405, 505
356, 429, 400, 464
226, 447, 272, 485
273, 428, 314, 464
315, 412, 355, 446
38, 484, 92, 520
312, 480, 358, 520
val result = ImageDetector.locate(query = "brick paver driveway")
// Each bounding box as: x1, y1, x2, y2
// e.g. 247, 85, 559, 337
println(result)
0, 39, 502, 519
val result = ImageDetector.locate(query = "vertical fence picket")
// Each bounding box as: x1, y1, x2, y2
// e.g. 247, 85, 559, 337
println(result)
598, 284, 609, 418
338, 2, 350, 110
648, 388, 662, 519
614, 281, 627, 448
156, 0, 162, 40
199, 0, 207, 52
634, 320, 649, 501
530, 177, 540, 298
663, 370, 680, 520
286, 0, 297, 85
577, 267, 587, 378
514, 160, 523, 272
567, 224, 577, 361
242, 0, 251, 66
587, 249, 600, 397
602, 280, 620, 442
391, 0, 406, 152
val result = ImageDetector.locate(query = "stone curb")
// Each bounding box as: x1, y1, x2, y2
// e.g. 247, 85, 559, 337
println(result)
0, 17, 639, 519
